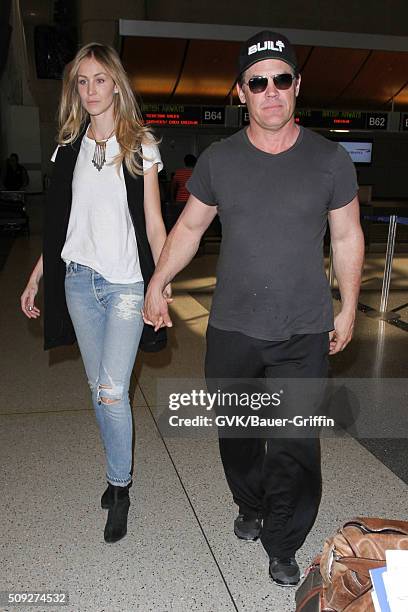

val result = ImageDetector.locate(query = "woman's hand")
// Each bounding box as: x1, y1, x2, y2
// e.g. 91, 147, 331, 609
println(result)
142, 279, 173, 331
21, 255, 43, 319
21, 279, 41, 318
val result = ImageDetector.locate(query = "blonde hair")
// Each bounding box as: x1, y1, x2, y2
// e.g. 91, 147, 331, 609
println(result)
58, 42, 156, 176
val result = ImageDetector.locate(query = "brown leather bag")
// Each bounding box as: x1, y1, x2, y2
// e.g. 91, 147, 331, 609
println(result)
295, 558, 330, 612
296, 517, 408, 612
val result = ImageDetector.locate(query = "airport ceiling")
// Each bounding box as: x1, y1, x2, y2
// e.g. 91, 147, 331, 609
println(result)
121, 36, 408, 110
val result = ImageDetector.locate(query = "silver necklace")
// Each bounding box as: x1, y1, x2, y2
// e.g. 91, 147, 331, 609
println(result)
89, 125, 115, 171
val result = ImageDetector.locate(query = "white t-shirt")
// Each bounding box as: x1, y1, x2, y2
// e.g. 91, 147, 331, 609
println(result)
51, 132, 162, 283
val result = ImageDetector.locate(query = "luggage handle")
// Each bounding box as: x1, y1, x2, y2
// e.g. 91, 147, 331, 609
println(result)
345, 517, 408, 535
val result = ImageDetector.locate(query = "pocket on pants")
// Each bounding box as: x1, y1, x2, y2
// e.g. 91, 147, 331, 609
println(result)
65, 261, 78, 277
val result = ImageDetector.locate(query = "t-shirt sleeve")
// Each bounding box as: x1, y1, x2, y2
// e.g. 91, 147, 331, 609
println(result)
329, 144, 359, 210
186, 146, 217, 206
142, 142, 163, 173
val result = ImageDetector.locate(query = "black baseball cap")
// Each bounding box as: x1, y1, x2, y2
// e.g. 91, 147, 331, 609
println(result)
238, 30, 298, 77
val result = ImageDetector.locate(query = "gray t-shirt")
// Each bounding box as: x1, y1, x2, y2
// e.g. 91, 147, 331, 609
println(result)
187, 127, 358, 341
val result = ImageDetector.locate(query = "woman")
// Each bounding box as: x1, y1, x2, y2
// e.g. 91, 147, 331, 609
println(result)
20, 43, 170, 543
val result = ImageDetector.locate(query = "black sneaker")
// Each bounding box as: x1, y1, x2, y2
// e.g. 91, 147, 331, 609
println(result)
234, 514, 262, 541
269, 557, 300, 586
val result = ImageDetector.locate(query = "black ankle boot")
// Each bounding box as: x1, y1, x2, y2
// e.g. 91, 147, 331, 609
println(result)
104, 485, 130, 543
101, 483, 114, 509
101, 481, 132, 509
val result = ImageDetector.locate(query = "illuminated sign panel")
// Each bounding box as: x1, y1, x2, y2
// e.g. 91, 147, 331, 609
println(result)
366, 113, 388, 130
240, 107, 387, 129
240, 107, 250, 125
338, 141, 373, 164
202, 106, 225, 125
320, 110, 366, 129
294, 110, 388, 130
142, 104, 225, 127
142, 104, 200, 126
401, 114, 408, 131
141, 104, 389, 130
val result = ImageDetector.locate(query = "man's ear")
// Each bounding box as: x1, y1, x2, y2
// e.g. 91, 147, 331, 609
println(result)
236, 81, 246, 105
295, 74, 301, 98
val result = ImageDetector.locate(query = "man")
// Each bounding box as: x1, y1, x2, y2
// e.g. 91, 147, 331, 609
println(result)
2, 153, 29, 190
165, 154, 197, 232
143, 30, 364, 586
171, 154, 197, 203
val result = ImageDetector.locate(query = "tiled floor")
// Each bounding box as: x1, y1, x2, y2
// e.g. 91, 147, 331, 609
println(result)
1, 234, 407, 612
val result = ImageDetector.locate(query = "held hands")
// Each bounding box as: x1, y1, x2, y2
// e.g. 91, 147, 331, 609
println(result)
329, 309, 355, 355
162, 283, 173, 303
20, 280, 41, 319
142, 282, 173, 331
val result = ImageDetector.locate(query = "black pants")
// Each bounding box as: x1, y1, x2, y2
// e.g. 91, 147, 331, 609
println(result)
205, 325, 329, 558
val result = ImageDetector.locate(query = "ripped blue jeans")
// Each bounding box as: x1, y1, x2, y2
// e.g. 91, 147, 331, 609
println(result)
65, 262, 144, 486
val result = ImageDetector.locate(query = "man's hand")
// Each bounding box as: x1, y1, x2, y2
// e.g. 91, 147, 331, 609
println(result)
142, 281, 173, 331
163, 283, 173, 303
329, 309, 355, 354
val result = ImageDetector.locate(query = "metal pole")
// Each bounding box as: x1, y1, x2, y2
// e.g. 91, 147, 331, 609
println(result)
379, 214, 397, 314
366, 214, 400, 320
374, 320, 386, 378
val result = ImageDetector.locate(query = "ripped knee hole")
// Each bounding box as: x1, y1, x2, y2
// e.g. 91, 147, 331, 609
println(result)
98, 384, 121, 405
100, 396, 120, 404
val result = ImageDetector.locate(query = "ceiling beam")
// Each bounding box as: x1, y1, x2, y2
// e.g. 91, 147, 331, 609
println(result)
119, 19, 408, 53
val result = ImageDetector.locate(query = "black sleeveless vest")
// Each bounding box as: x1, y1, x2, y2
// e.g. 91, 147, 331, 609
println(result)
42, 132, 167, 352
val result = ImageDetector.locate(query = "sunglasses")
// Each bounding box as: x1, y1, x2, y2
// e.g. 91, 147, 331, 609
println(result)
244, 73, 296, 93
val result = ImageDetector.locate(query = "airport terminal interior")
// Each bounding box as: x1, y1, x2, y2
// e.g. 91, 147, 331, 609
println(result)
1, 2, 408, 611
